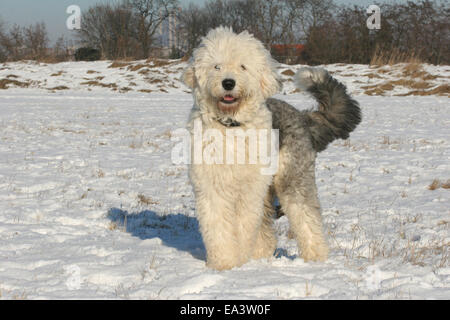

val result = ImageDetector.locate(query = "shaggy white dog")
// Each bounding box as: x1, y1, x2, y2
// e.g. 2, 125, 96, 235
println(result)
183, 27, 361, 270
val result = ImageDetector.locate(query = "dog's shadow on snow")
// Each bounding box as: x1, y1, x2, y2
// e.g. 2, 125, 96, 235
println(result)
107, 207, 296, 263
107, 208, 206, 261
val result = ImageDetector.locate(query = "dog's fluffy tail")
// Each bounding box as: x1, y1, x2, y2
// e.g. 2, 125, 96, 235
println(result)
295, 67, 362, 152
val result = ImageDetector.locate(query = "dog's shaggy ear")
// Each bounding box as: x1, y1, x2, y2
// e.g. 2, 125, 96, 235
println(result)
182, 62, 195, 89
260, 64, 281, 99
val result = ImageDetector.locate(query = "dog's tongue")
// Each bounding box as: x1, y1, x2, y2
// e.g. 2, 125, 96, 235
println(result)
223, 95, 235, 101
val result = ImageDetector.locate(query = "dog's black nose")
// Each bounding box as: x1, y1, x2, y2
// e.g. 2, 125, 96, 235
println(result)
222, 79, 236, 91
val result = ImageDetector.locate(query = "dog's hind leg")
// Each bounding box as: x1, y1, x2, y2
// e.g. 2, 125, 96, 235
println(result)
233, 176, 273, 264
274, 148, 329, 262
251, 188, 277, 260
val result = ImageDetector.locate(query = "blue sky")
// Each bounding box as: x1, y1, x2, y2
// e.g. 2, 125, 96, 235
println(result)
0, 0, 398, 44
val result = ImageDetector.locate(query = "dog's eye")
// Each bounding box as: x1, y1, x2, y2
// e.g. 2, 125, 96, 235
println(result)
241, 65, 247, 71
215, 65, 221, 70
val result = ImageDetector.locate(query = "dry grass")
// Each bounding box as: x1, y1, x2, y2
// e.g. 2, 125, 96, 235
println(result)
146, 57, 172, 68
363, 73, 384, 79
119, 87, 132, 92
363, 77, 437, 96
389, 79, 432, 90
48, 85, 69, 91
402, 239, 449, 268
137, 194, 159, 206
139, 89, 153, 93
402, 63, 439, 80
138, 68, 150, 75
147, 78, 163, 84
81, 80, 118, 89
0, 78, 30, 89
428, 179, 450, 190
363, 87, 386, 96
108, 61, 132, 69
396, 84, 450, 97
281, 69, 295, 76
127, 64, 149, 72
50, 71, 64, 77
86, 70, 98, 74
370, 46, 422, 66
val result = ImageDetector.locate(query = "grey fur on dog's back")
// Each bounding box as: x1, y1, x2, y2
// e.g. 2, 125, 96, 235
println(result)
268, 67, 362, 152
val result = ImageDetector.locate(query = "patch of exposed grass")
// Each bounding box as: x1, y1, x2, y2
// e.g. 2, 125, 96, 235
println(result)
281, 69, 295, 76
81, 80, 118, 88
396, 84, 450, 97
147, 78, 163, 84
363, 73, 384, 79
48, 85, 69, 90
146, 58, 171, 68
389, 79, 432, 90
108, 61, 131, 68
0, 78, 30, 89
127, 64, 149, 72
50, 71, 64, 77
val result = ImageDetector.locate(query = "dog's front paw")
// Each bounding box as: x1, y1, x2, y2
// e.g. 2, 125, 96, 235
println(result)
206, 256, 242, 271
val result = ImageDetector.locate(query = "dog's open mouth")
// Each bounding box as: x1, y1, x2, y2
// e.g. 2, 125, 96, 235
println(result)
220, 95, 238, 104
218, 95, 240, 113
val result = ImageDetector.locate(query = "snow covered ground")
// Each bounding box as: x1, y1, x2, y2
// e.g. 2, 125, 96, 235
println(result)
0, 61, 449, 299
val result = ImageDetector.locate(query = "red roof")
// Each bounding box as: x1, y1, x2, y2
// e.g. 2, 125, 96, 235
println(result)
271, 44, 304, 51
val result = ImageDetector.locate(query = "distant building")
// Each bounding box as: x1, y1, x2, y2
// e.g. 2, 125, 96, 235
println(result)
154, 7, 182, 58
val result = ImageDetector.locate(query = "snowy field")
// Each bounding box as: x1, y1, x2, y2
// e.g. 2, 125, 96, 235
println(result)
0, 61, 449, 299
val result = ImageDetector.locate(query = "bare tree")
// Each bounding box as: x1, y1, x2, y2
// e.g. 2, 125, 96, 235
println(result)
0, 18, 8, 61
178, 3, 211, 55
53, 35, 72, 62
23, 22, 49, 60
78, 3, 138, 59
128, 0, 179, 58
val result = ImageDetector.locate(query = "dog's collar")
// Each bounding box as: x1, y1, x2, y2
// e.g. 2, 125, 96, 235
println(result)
214, 117, 241, 127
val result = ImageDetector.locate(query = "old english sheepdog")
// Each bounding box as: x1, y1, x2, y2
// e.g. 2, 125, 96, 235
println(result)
182, 27, 361, 270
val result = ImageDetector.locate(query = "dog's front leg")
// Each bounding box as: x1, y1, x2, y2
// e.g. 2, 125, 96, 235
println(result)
194, 187, 243, 270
